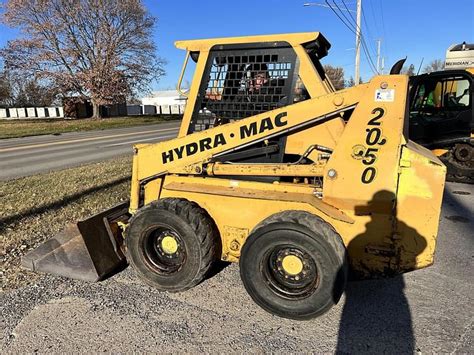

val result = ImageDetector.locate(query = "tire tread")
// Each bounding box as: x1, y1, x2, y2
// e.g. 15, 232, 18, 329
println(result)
127, 198, 219, 292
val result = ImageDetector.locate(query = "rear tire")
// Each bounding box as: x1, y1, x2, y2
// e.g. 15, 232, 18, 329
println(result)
126, 198, 219, 292
443, 144, 474, 184
239, 211, 347, 320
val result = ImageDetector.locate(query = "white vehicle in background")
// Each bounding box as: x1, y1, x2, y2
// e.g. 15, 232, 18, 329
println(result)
445, 42, 474, 71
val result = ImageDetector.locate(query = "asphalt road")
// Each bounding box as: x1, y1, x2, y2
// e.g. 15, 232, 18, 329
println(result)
0, 121, 180, 180
1, 182, 472, 353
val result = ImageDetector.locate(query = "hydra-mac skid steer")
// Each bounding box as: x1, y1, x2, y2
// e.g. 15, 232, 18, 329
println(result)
23, 32, 446, 320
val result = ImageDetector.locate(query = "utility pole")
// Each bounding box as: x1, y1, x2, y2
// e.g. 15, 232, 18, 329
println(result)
304, 1, 362, 81
376, 39, 381, 74
354, 0, 362, 83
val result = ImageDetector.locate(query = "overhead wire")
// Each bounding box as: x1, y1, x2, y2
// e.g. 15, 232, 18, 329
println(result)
360, 4, 378, 55
369, 0, 379, 34
367, 0, 383, 72
378, 0, 389, 63
340, 0, 379, 73
326, 0, 377, 74
326, 0, 378, 74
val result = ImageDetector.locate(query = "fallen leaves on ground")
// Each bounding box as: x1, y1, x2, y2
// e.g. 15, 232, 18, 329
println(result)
0, 156, 132, 291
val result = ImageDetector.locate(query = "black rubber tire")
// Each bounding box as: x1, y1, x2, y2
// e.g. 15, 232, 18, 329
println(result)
240, 211, 347, 320
126, 198, 219, 292
444, 144, 474, 184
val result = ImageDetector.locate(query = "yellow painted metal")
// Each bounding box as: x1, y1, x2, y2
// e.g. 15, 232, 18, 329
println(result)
175, 32, 326, 52
163, 178, 353, 223
285, 118, 345, 159
129, 149, 140, 213
395, 141, 445, 271
161, 236, 179, 254
282, 255, 304, 275
322, 75, 408, 211
221, 226, 248, 262
292, 44, 333, 97
133, 89, 360, 182
159, 175, 356, 261
127, 32, 446, 278
176, 50, 190, 98
144, 178, 163, 206
207, 162, 325, 177
432, 148, 449, 157
177, 50, 210, 138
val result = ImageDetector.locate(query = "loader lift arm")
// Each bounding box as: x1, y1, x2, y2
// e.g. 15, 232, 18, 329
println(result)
129, 92, 359, 212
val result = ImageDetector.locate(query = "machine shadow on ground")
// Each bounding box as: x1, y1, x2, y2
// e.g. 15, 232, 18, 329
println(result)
443, 187, 473, 226
0, 176, 129, 233
336, 190, 427, 354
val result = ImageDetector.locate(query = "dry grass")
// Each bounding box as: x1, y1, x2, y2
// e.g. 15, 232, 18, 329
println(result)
0, 115, 180, 139
0, 156, 132, 291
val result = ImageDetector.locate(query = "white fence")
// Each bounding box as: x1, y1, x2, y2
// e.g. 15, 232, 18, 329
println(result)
128, 104, 186, 116
0, 104, 185, 119
0, 107, 64, 119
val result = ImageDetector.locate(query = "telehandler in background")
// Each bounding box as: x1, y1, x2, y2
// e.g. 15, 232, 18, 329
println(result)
23, 32, 446, 320
408, 67, 473, 183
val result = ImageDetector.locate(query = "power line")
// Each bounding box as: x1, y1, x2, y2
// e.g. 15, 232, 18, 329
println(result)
327, 0, 378, 74
340, 0, 378, 73
360, 4, 378, 55
378, 0, 387, 36
362, 3, 385, 73
306, 1, 378, 78
330, 0, 378, 74
378, 0, 388, 61
368, 0, 380, 34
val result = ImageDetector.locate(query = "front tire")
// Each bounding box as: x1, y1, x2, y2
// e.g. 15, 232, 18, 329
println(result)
126, 198, 219, 292
239, 211, 347, 320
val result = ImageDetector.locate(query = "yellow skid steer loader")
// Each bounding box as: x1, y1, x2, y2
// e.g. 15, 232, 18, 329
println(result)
23, 32, 446, 320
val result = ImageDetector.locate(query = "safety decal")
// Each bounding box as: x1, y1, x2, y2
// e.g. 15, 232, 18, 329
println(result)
374, 89, 395, 102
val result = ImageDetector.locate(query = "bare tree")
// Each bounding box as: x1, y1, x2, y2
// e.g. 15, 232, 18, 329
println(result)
423, 59, 445, 73
16, 79, 59, 107
2, 0, 164, 118
0, 66, 59, 107
324, 65, 345, 90
402, 64, 416, 76
344, 76, 363, 88
346, 76, 356, 88
0, 71, 14, 107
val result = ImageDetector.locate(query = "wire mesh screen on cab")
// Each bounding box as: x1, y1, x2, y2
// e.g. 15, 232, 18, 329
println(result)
189, 45, 299, 133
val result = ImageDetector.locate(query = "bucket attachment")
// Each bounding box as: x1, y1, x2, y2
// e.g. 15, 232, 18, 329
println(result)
22, 202, 130, 282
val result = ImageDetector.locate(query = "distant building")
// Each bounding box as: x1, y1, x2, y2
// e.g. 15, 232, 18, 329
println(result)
141, 90, 187, 115
141, 90, 188, 106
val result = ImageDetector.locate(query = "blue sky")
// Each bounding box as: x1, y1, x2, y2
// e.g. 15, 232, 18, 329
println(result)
1, 0, 473, 90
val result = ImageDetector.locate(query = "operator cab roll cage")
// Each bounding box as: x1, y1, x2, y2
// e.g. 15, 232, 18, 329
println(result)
175, 32, 335, 137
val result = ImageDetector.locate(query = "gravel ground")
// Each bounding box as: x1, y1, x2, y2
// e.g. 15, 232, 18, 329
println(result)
1, 172, 473, 352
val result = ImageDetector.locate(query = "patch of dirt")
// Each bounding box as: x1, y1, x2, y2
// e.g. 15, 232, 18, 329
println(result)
0, 156, 132, 291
